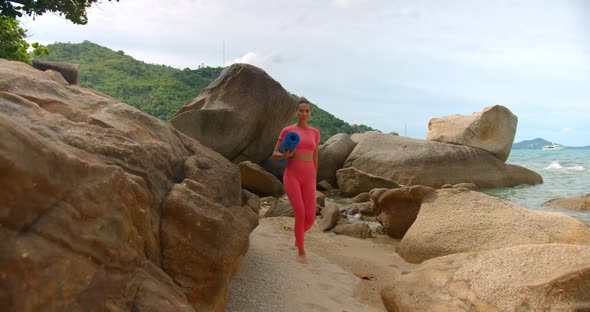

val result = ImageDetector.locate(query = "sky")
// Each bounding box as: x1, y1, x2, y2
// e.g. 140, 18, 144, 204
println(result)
20, 0, 590, 146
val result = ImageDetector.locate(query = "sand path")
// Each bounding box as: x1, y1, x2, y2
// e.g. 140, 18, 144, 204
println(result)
226, 217, 415, 312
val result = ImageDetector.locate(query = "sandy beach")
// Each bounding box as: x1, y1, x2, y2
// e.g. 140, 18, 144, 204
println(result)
226, 216, 416, 312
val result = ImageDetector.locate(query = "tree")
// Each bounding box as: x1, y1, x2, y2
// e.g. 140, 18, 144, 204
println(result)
0, 0, 118, 25
0, 15, 28, 62
0, 15, 47, 63
0, 1, 117, 63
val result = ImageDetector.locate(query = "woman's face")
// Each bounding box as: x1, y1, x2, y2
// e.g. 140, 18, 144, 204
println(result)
296, 103, 311, 122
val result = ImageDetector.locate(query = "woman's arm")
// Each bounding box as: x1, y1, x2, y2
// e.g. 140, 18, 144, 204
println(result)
313, 145, 319, 176
314, 129, 320, 176
272, 139, 294, 159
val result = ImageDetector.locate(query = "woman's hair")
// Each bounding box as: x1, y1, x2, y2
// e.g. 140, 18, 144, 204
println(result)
297, 97, 311, 109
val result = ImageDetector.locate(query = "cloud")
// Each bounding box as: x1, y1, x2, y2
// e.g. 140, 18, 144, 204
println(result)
332, 0, 367, 9
18, 0, 590, 145
226, 52, 282, 69
382, 1, 589, 78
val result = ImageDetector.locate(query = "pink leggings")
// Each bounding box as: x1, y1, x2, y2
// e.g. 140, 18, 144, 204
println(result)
283, 159, 316, 249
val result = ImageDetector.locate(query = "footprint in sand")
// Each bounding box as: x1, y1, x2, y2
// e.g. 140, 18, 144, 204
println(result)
280, 242, 297, 249
303, 302, 330, 312
336, 271, 350, 277
257, 231, 278, 238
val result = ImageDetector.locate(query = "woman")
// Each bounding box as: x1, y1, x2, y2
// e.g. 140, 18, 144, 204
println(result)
272, 97, 320, 264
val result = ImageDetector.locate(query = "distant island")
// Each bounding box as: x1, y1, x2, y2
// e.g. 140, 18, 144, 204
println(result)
512, 138, 590, 150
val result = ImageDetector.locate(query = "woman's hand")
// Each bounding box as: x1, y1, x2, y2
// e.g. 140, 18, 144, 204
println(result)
282, 149, 295, 159
272, 139, 296, 160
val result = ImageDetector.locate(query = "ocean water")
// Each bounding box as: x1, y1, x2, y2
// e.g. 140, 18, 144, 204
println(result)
482, 149, 590, 226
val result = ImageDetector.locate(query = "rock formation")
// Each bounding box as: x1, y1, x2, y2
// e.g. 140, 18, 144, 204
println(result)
0, 59, 258, 311
397, 188, 590, 263
239, 161, 284, 197
382, 244, 590, 311
344, 132, 541, 188
317, 133, 357, 185
376, 185, 435, 238
170, 63, 296, 164
543, 193, 590, 211
427, 105, 517, 162
32, 59, 80, 85
336, 167, 400, 197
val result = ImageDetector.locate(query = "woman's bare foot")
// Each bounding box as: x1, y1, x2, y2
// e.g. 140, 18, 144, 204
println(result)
296, 254, 307, 264
297, 247, 307, 264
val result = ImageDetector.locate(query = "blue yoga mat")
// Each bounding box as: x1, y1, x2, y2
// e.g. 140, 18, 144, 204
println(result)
277, 131, 300, 164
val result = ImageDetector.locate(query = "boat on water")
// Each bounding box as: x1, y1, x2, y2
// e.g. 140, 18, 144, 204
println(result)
542, 143, 565, 151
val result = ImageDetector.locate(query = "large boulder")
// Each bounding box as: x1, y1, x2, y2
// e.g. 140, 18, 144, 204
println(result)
336, 167, 400, 197
317, 204, 341, 231
239, 161, 284, 197
351, 192, 370, 203
317, 133, 357, 185
32, 59, 79, 85
350, 130, 387, 144
0, 60, 258, 311
161, 138, 259, 311
426, 105, 517, 162
382, 244, 590, 311
369, 188, 390, 215
376, 185, 435, 239
543, 193, 590, 211
397, 188, 590, 263
263, 201, 294, 218
344, 132, 542, 188
241, 189, 261, 214
332, 222, 373, 239
259, 156, 287, 181
170, 63, 296, 164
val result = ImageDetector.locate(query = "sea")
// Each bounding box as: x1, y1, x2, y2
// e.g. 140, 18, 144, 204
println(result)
482, 148, 590, 226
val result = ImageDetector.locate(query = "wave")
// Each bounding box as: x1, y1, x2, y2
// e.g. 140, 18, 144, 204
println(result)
544, 161, 585, 171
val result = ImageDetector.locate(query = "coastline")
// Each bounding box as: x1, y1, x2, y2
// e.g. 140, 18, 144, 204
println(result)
484, 148, 590, 225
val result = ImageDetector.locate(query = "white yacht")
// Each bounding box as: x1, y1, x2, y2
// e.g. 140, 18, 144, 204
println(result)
542, 143, 565, 151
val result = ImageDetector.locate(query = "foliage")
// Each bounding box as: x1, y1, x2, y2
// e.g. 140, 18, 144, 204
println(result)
37, 41, 375, 143
31, 42, 49, 56
0, 15, 48, 63
0, 0, 113, 63
0, 0, 118, 25
38, 41, 222, 120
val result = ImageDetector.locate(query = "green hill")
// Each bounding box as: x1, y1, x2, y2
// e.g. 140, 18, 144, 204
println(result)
37, 41, 374, 143
37, 41, 221, 120
512, 138, 552, 149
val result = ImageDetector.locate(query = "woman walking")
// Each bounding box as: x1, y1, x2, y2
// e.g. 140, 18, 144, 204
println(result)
272, 97, 320, 264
